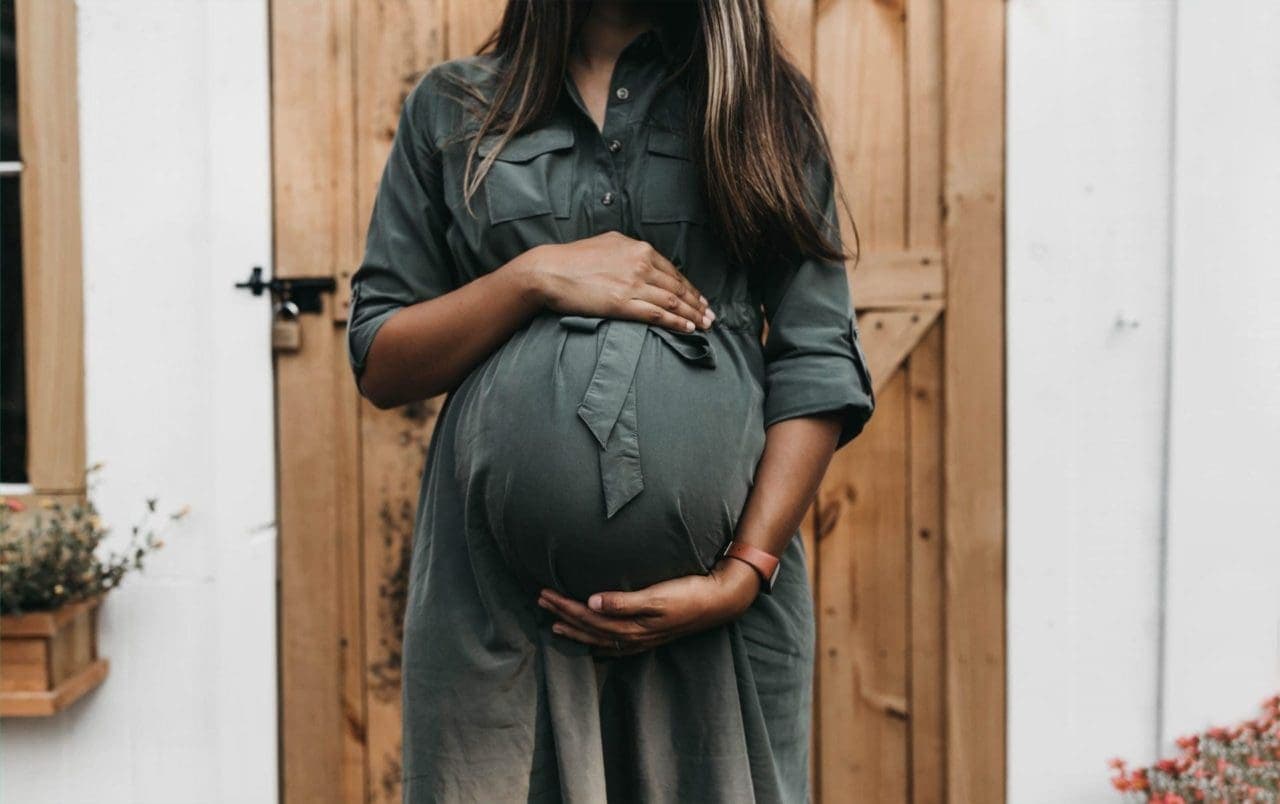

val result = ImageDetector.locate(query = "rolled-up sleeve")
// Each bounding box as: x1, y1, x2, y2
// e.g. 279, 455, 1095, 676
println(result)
346, 69, 458, 386
759, 154, 875, 450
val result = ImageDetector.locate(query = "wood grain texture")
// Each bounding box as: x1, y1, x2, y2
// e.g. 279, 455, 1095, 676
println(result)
816, 368, 911, 804
358, 399, 440, 802
444, 0, 505, 58
906, 0, 943, 249
15, 0, 85, 494
942, 0, 1006, 801
1, 596, 104, 714
770, 0, 816, 78
851, 250, 944, 309
815, 0, 907, 252
353, 4, 447, 799
908, 323, 946, 804
272, 2, 365, 802
0, 659, 108, 717
858, 309, 941, 398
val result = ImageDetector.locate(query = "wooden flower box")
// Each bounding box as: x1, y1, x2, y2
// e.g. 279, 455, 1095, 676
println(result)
1, 596, 109, 717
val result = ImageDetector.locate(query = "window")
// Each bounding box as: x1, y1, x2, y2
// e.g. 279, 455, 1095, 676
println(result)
1, 0, 27, 486
0, 0, 84, 497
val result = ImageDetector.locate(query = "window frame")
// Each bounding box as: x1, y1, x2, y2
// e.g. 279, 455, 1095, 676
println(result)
2, 0, 85, 498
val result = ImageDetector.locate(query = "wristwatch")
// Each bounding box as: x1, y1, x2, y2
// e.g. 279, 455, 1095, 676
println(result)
720, 540, 781, 595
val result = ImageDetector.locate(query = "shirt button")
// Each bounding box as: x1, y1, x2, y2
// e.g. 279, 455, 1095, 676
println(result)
601, 191, 615, 206
607, 139, 622, 153
615, 87, 630, 101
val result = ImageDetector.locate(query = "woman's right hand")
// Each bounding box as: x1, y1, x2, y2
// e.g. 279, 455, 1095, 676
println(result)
516, 231, 715, 332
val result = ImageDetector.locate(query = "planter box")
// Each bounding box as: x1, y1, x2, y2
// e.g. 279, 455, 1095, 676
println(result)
1, 596, 109, 717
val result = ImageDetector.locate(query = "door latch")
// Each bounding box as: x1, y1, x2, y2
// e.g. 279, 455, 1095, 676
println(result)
234, 266, 336, 314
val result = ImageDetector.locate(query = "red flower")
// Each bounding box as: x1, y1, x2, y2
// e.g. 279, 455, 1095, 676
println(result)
1131, 769, 1149, 790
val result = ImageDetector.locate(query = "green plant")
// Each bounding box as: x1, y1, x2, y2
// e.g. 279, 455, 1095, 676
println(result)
0, 467, 188, 615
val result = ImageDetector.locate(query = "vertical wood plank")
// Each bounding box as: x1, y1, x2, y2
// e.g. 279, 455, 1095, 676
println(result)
353, 2, 446, 800
815, 0, 908, 252
908, 323, 945, 804
813, 2, 914, 801
444, 0, 505, 59
816, 369, 911, 804
905, 0, 943, 250
942, 0, 1006, 801
15, 0, 85, 495
358, 400, 440, 803
271, 2, 365, 802
770, 0, 815, 79
334, 322, 367, 803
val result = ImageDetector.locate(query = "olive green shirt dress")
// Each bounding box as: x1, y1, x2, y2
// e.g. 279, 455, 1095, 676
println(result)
346, 26, 875, 804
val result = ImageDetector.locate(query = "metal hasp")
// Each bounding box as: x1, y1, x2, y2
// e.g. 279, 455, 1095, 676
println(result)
234, 266, 336, 314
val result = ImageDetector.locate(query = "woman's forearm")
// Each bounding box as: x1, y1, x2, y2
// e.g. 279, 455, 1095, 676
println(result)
357, 231, 713, 409
714, 412, 844, 595
357, 249, 547, 408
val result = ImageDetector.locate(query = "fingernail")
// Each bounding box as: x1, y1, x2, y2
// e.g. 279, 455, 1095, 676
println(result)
588, 595, 603, 611
685, 320, 695, 331
699, 295, 708, 306
552, 624, 564, 635
537, 598, 550, 610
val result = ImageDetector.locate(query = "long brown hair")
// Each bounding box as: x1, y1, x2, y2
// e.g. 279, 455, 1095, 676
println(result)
447, 0, 857, 271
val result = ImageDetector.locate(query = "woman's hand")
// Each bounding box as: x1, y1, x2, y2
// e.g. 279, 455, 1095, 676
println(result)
516, 231, 715, 333
537, 557, 761, 656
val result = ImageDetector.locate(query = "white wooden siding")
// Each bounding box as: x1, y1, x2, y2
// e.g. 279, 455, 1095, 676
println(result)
1009, 1, 1280, 802
1162, 0, 1280, 745
0, 2, 278, 802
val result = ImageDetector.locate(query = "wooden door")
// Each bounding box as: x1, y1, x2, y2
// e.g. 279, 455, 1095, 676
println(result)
270, 2, 1004, 802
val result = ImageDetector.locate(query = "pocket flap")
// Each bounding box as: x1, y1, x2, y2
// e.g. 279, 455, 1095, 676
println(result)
646, 128, 693, 160
478, 125, 575, 162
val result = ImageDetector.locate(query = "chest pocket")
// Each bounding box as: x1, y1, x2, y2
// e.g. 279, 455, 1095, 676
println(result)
478, 125, 576, 225
641, 128, 708, 226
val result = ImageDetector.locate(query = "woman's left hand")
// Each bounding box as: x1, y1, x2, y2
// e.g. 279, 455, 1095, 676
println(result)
538, 558, 761, 656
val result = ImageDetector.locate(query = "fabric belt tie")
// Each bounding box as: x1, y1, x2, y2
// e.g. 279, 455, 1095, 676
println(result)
558, 315, 717, 519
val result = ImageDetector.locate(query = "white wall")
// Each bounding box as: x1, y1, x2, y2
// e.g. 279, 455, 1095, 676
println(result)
1162, 0, 1280, 743
1009, 1, 1280, 801
1, 2, 277, 803
1007, 3, 1173, 801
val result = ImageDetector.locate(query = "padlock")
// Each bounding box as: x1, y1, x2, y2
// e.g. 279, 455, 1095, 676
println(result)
272, 299, 303, 353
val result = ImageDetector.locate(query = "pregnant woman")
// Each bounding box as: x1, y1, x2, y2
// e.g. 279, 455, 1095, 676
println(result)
346, 1, 875, 801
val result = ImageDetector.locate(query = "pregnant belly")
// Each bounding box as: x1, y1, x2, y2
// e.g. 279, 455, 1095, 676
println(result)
453, 312, 767, 601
